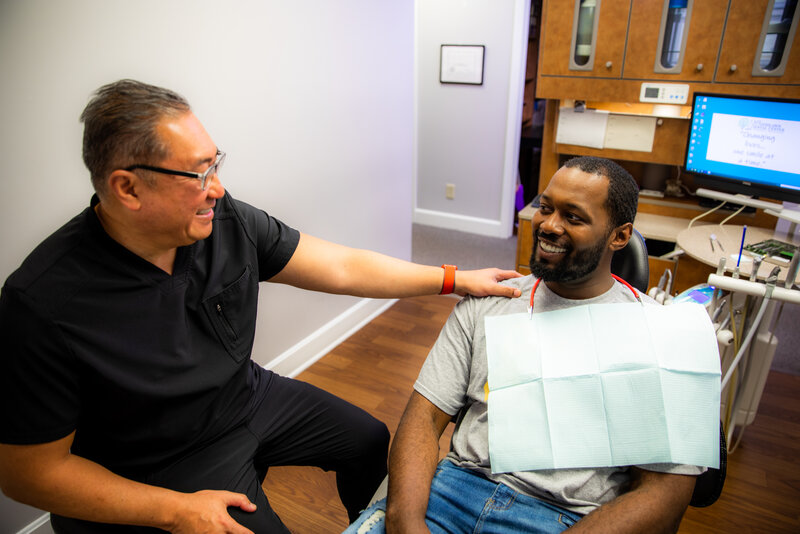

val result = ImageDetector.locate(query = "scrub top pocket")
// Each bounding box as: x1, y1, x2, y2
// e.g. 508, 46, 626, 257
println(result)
203, 264, 257, 363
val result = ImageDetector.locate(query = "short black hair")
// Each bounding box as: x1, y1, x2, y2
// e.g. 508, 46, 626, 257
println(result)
563, 156, 639, 229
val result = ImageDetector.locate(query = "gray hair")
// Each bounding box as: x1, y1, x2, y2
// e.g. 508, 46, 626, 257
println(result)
79, 79, 191, 195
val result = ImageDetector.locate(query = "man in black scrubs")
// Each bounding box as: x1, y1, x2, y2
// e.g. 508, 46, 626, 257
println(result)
0, 79, 521, 533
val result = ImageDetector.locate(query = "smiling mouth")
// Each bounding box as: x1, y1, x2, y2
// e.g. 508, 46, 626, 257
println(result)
538, 240, 568, 254
196, 201, 216, 216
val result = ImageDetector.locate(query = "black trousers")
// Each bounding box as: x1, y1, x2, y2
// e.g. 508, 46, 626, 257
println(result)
52, 374, 390, 533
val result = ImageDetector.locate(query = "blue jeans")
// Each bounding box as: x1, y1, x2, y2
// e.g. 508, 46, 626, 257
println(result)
343, 461, 582, 534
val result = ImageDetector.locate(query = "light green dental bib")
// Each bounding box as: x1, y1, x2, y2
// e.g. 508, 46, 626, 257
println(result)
485, 302, 720, 473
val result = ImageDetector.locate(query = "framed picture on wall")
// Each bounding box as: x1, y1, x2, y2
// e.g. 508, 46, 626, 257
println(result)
440, 45, 485, 85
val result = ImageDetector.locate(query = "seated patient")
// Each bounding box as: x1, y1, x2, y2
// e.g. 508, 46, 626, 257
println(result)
346, 156, 703, 534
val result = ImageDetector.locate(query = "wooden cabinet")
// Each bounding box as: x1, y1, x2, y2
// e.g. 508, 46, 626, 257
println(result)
515, 214, 533, 275
623, 0, 728, 82
537, 0, 800, 101
534, 0, 799, 189
717, 0, 800, 84
538, 0, 630, 78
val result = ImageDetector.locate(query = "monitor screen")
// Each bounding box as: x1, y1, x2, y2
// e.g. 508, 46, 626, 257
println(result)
684, 92, 800, 204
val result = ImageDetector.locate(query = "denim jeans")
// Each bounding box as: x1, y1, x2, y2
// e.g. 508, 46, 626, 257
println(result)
343, 460, 582, 534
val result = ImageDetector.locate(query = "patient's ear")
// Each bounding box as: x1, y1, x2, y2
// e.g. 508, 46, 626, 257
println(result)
608, 222, 633, 252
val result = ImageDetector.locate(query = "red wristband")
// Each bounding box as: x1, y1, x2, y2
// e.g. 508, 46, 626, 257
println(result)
440, 264, 458, 295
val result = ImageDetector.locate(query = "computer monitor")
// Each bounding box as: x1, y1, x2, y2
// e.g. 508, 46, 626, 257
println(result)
684, 92, 800, 204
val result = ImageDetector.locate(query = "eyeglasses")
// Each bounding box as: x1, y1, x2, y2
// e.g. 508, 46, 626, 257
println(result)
125, 150, 226, 191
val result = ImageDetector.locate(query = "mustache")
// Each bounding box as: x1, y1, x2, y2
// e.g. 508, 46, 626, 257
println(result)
536, 231, 566, 245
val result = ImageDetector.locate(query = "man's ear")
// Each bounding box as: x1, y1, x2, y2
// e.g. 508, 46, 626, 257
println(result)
608, 222, 633, 252
106, 170, 144, 211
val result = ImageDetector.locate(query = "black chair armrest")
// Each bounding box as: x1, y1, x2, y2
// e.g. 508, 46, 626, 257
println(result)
689, 421, 727, 507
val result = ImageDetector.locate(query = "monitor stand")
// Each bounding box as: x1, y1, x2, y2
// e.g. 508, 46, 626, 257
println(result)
696, 188, 800, 235
698, 196, 756, 213
696, 188, 783, 211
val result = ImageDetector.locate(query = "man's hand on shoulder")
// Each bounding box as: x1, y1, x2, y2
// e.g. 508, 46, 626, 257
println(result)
455, 268, 523, 298
167, 490, 256, 534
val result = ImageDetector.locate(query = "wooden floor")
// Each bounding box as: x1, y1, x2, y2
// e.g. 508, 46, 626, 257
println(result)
262, 295, 800, 533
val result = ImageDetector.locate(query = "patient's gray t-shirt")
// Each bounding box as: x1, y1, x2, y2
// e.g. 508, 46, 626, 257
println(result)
414, 275, 704, 516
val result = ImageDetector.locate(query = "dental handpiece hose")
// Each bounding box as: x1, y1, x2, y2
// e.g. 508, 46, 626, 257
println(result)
719, 267, 779, 390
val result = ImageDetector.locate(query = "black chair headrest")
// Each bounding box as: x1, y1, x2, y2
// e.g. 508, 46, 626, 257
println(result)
610, 229, 649, 293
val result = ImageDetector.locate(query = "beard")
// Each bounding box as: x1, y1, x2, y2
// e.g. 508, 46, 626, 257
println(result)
529, 232, 608, 283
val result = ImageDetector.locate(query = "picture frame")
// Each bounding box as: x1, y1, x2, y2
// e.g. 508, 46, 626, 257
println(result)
439, 45, 485, 85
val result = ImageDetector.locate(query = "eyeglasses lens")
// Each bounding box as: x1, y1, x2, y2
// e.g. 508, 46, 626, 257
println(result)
202, 153, 225, 190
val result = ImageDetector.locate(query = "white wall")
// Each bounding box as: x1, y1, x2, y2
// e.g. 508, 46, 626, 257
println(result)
414, 0, 530, 238
0, 1, 413, 532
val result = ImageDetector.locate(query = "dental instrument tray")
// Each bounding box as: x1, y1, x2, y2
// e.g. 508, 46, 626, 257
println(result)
743, 239, 796, 266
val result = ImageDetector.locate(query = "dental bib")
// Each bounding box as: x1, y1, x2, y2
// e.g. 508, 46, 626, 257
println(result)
485, 301, 720, 473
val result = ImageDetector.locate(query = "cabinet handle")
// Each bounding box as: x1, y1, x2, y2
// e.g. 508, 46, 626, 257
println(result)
729, 64, 737, 72
696, 63, 703, 71
605, 61, 613, 69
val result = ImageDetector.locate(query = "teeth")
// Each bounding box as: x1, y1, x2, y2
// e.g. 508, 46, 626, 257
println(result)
539, 241, 567, 253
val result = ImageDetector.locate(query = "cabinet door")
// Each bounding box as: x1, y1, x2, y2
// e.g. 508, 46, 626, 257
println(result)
717, 0, 800, 84
539, 0, 631, 78
624, 0, 727, 81
516, 217, 533, 275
